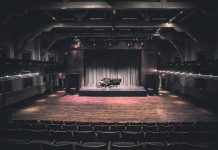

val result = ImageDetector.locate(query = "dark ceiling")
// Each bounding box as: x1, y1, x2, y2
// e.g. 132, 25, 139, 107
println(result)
0, 0, 217, 41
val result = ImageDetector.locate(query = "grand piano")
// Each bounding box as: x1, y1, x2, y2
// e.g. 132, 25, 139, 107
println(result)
97, 78, 121, 88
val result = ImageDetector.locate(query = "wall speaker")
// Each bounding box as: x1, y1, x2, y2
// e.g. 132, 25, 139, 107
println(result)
66, 73, 80, 93
144, 74, 159, 95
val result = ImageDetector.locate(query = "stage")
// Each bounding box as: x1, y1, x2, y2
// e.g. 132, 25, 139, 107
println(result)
79, 86, 147, 96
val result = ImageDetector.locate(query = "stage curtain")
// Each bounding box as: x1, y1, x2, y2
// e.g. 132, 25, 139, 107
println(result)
84, 50, 141, 86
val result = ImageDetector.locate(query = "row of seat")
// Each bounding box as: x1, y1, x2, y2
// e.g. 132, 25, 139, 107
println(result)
1, 129, 218, 150
4, 123, 218, 132
12, 120, 218, 127
2, 140, 217, 150
1, 128, 218, 144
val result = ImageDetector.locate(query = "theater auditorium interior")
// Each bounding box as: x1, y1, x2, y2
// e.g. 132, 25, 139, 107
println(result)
0, 0, 218, 150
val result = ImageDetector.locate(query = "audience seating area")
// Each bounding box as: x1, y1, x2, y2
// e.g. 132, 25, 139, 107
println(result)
1, 120, 218, 150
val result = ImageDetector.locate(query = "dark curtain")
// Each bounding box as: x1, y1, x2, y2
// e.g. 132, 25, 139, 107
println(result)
84, 50, 141, 86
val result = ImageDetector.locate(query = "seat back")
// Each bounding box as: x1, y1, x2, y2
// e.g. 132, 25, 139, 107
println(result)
111, 144, 142, 150
78, 125, 93, 131
50, 130, 73, 141
94, 125, 109, 132
144, 132, 167, 142
74, 131, 95, 142
126, 125, 141, 132
97, 131, 120, 142
42, 143, 73, 150
146, 143, 165, 150
142, 125, 158, 132
76, 144, 107, 150
63, 125, 77, 131
29, 129, 51, 140
47, 124, 62, 131
121, 131, 144, 142
158, 125, 174, 132
110, 125, 125, 132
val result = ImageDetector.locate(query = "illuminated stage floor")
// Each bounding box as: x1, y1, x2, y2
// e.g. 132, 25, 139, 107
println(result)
79, 86, 147, 96
10, 90, 218, 122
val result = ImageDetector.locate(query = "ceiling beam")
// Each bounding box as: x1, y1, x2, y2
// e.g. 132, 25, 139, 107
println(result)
34, 2, 196, 10
40, 22, 176, 29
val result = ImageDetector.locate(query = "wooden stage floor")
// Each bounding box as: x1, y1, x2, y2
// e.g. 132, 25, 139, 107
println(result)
10, 90, 218, 122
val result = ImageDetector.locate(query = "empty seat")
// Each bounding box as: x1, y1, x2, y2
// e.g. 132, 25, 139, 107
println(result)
111, 144, 142, 150
32, 123, 47, 130
50, 130, 73, 141
74, 131, 96, 143
76, 143, 107, 150
94, 125, 109, 132
40, 120, 53, 124
143, 122, 157, 126
181, 122, 194, 127
64, 121, 77, 125
126, 125, 141, 132
78, 125, 93, 131
97, 131, 120, 142
29, 129, 53, 144
157, 122, 169, 126
142, 125, 158, 132
110, 125, 125, 132
78, 122, 90, 125
48, 124, 62, 131
121, 131, 144, 143
146, 143, 165, 150
174, 125, 192, 132
165, 143, 180, 150
166, 132, 180, 143
63, 125, 77, 131
103, 122, 118, 126
177, 132, 194, 143
42, 143, 73, 150
129, 122, 142, 126
144, 132, 167, 143
158, 125, 174, 132
168, 122, 181, 126
180, 143, 211, 150
2, 129, 28, 143
92, 122, 104, 126
52, 120, 64, 125
0, 141, 41, 150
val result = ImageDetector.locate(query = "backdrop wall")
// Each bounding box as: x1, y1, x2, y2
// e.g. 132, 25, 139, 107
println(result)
84, 50, 141, 86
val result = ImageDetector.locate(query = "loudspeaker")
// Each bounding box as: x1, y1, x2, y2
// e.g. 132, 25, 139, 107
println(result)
66, 73, 80, 93
144, 74, 159, 95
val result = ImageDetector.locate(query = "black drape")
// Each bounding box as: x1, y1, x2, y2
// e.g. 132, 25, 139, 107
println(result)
84, 50, 141, 86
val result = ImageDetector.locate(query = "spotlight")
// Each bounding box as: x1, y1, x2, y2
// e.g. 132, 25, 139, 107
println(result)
127, 43, 130, 47
109, 43, 112, 46
141, 42, 144, 45
93, 43, 96, 46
